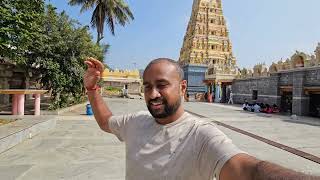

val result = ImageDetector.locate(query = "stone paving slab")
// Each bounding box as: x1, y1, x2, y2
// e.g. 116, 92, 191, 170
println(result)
219, 125, 320, 175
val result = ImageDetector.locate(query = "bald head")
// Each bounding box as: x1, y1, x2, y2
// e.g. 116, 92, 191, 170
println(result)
143, 58, 184, 81
142, 58, 187, 121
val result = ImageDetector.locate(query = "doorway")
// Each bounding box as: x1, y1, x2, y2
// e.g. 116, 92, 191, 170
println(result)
309, 94, 320, 117
281, 91, 293, 114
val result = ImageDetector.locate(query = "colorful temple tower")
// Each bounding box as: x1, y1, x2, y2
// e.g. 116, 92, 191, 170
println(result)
179, 0, 237, 102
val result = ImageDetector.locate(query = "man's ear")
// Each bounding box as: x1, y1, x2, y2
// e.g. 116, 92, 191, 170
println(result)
180, 80, 187, 95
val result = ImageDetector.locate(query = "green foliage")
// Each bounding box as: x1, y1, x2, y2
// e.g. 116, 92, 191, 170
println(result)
0, 0, 45, 65
105, 86, 121, 91
0, 0, 106, 110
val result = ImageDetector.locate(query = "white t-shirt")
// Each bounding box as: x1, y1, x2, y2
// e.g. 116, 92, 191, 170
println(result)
109, 111, 244, 180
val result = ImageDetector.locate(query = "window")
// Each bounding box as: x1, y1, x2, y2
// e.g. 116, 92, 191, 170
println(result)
252, 90, 258, 100
208, 68, 214, 75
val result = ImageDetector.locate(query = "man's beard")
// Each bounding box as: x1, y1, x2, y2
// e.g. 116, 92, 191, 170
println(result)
147, 96, 181, 119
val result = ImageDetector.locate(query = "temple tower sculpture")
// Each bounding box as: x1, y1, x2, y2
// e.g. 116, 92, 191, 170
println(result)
179, 0, 237, 102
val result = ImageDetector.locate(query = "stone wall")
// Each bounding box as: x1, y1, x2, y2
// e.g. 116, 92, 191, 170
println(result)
305, 68, 320, 86
232, 75, 280, 106
0, 60, 38, 108
0, 64, 13, 105
279, 72, 293, 86
232, 66, 320, 116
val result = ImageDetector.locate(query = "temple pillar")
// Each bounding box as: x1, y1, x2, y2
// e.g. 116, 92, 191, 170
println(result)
292, 71, 309, 115
214, 82, 221, 102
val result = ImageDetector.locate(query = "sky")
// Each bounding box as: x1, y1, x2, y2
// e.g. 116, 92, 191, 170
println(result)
47, 0, 320, 70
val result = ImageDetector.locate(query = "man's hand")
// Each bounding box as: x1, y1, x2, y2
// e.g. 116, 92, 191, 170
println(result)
84, 57, 105, 90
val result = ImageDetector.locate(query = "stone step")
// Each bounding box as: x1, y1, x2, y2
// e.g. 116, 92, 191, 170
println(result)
0, 116, 57, 154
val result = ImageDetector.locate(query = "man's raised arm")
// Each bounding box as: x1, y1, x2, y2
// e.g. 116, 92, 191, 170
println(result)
84, 57, 113, 133
220, 154, 320, 180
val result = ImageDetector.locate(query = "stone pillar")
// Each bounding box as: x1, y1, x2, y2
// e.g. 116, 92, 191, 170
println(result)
292, 71, 309, 116
214, 82, 221, 102
211, 84, 214, 94
269, 74, 281, 106
34, 94, 41, 115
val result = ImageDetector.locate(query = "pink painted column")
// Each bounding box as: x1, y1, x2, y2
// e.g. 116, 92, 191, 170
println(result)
17, 94, 25, 115
12, 95, 18, 115
34, 94, 41, 115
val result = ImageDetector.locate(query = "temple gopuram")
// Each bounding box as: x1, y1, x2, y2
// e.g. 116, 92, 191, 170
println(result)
179, 0, 237, 102
232, 43, 320, 117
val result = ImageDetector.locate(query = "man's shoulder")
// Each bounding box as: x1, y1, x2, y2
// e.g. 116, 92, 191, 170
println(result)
111, 111, 152, 122
129, 111, 153, 123
190, 117, 226, 139
183, 113, 219, 131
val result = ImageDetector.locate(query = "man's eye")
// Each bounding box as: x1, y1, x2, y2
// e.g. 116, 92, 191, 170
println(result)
157, 84, 167, 89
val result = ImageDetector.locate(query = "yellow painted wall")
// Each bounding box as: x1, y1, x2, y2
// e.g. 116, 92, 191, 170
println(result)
102, 69, 140, 79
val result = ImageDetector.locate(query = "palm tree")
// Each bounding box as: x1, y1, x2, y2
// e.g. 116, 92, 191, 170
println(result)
69, 0, 134, 44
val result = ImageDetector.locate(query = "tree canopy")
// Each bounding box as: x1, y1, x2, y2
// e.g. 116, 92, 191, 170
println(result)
0, 0, 106, 109
68, 0, 134, 44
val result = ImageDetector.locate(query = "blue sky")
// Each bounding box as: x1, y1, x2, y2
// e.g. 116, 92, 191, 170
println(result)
47, 0, 320, 70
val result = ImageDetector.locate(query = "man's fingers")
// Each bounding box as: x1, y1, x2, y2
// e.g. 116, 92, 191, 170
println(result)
88, 57, 105, 73
86, 68, 101, 74
84, 61, 94, 68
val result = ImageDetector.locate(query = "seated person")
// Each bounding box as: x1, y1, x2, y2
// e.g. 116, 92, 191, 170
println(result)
242, 102, 249, 111
272, 104, 280, 113
253, 103, 261, 113
260, 103, 267, 113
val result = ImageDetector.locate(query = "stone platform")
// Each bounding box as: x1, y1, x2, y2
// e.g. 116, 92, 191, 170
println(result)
0, 115, 56, 154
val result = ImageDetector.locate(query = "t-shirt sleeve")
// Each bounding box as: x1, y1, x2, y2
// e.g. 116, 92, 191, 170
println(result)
108, 113, 136, 142
197, 123, 246, 180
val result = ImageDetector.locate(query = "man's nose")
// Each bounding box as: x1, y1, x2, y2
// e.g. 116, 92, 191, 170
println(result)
149, 88, 161, 99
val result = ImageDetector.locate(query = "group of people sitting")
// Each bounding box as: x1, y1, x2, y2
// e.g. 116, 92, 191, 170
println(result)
243, 101, 280, 114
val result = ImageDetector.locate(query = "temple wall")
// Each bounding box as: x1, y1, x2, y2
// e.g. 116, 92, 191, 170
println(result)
232, 67, 320, 116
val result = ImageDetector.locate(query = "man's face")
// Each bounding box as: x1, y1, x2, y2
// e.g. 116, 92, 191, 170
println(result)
143, 62, 186, 119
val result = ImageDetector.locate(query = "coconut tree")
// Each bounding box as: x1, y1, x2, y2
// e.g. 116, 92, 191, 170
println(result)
69, 0, 134, 44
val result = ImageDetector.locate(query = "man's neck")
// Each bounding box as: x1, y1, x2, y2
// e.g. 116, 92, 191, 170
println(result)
155, 107, 185, 125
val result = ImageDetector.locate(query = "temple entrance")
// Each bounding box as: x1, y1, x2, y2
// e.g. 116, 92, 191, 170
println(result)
281, 91, 293, 114
203, 80, 233, 103
309, 94, 320, 117
221, 83, 232, 103
221, 84, 227, 103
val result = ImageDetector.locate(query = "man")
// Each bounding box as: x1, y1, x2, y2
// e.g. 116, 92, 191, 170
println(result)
84, 57, 319, 180
228, 91, 234, 104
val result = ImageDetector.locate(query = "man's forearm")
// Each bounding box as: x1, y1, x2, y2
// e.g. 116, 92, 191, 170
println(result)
87, 90, 112, 132
253, 161, 320, 180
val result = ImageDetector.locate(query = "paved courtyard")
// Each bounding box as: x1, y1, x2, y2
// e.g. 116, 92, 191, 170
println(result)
0, 98, 319, 180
